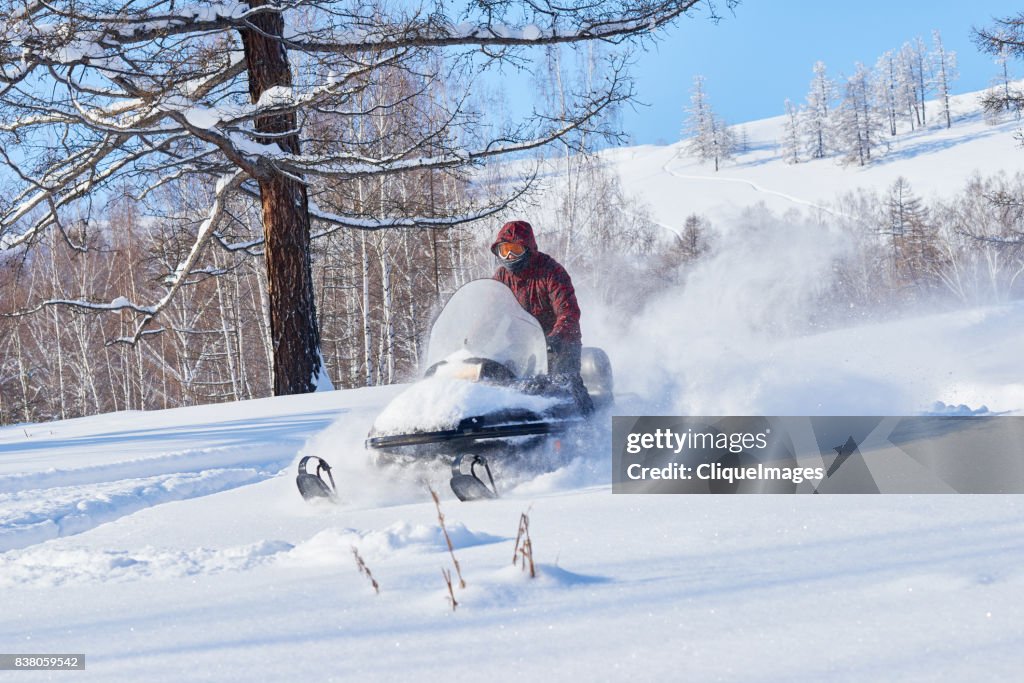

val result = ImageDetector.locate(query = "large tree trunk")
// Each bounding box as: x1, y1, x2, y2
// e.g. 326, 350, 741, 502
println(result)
240, 2, 324, 395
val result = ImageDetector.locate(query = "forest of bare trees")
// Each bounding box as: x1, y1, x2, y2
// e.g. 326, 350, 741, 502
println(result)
0, 0, 718, 424
0, 179, 480, 422
823, 172, 1024, 322
0, 0, 727, 405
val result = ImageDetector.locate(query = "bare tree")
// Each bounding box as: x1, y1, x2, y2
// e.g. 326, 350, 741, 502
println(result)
836, 63, 883, 167
974, 16, 1024, 118
943, 173, 1024, 301
897, 42, 924, 130
874, 50, 900, 136
930, 30, 958, 129
0, 0, 728, 397
781, 98, 801, 164
909, 37, 931, 126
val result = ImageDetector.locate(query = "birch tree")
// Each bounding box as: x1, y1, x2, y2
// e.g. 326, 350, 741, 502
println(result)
0, 0, 725, 397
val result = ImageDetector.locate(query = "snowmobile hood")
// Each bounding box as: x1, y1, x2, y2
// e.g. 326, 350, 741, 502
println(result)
490, 220, 538, 256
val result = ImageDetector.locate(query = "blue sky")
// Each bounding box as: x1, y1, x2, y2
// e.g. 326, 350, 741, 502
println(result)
621, 0, 1024, 145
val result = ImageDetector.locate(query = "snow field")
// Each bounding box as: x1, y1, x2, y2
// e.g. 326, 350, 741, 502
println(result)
4, 477, 1023, 681
0, 383, 1020, 681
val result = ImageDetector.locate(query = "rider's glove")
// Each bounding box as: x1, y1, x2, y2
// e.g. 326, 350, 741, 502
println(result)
545, 335, 563, 355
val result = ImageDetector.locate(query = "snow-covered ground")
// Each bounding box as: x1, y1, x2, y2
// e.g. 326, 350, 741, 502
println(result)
2, 386, 1023, 681
4, 86, 1024, 681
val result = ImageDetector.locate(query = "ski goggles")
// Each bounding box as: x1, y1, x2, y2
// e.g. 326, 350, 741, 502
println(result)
496, 242, 526, 260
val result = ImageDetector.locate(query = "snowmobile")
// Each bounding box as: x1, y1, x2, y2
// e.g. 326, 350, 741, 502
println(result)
361, 278, 613, 501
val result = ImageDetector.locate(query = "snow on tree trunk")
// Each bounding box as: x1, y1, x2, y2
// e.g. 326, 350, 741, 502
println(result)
360, 230, 374, 388
212, 249, 241, 401
47, 236, 68, 421
379, 239, 395, 385
15, 334, 33, 423
232, 267, 253, 400
239, 2, 324, 396
251, 255, 277, 393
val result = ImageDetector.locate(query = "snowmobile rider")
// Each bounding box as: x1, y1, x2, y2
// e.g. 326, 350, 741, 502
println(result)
491, 220, 593, 413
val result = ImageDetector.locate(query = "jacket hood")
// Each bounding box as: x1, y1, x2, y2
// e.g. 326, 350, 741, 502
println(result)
490, 220, 538, 255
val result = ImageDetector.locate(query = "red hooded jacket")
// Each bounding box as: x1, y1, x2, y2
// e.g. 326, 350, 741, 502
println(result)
491, 221, 582, 346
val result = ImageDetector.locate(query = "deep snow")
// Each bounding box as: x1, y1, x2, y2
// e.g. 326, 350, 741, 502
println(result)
4, 85, 1024, 681
3, 388, 1023, 682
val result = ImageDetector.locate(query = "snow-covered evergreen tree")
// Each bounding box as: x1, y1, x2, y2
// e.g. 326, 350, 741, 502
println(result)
803, 61, 836, 159
683, 75, 734, 172
836, 63, 883, 166
931, 30, 958, 129
782, 99, 801, 164
684, 75, 711, 159
737, 126, 751, 154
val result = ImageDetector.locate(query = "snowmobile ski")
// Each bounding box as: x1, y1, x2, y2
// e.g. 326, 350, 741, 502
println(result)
296, 455, 337, 502
365, 413, 585, 451
450, 453, 498, 501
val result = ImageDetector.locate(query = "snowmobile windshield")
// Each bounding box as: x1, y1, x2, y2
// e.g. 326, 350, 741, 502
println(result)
426, 279, 548, 378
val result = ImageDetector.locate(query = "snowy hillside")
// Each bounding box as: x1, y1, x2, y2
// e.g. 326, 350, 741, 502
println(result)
4, 84, 1024, 681
609, 85, 1024, 231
